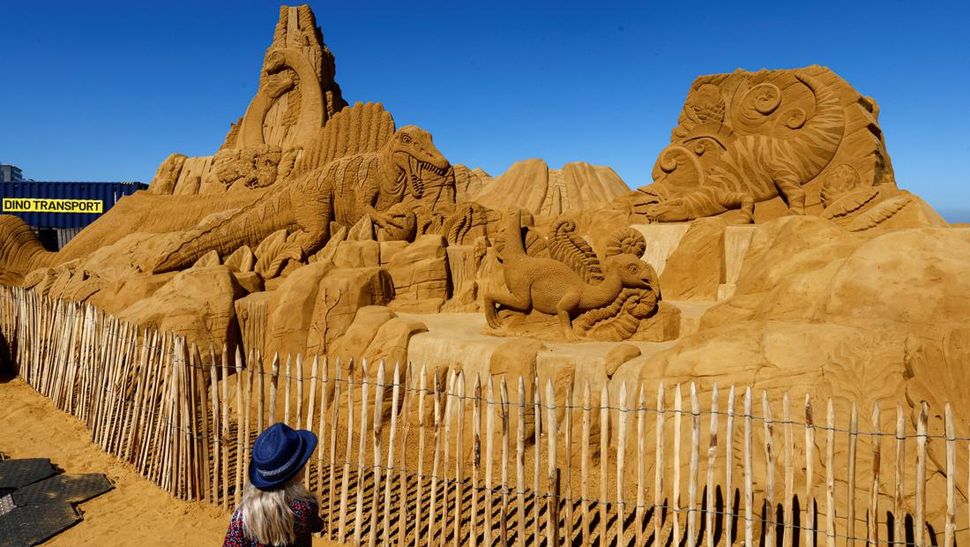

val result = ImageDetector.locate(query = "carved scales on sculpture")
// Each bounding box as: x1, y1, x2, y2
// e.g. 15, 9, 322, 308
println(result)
484, 209, 661, 340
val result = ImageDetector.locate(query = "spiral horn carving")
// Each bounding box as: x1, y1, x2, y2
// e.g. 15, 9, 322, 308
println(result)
605, 227, 647, 258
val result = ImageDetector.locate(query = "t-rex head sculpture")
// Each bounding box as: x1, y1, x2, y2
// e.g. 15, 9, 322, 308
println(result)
389, 125, 451, 199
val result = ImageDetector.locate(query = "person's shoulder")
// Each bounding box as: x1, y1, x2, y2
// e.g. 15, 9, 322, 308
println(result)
290, 496, 324, 534
290, 497, 318, 514
224, 507, 248, 546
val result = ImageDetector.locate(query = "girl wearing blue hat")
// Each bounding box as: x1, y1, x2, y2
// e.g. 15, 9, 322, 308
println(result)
223, 423, 323, 546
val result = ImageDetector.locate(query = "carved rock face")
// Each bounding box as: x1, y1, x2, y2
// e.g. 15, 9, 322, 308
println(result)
148, 153, 187, 195
469, 160, 631, 223
115, 265, 247, 350
818, 163, 946, 233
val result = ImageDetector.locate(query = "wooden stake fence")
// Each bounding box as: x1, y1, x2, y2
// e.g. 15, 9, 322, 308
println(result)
2, 286, 969, 545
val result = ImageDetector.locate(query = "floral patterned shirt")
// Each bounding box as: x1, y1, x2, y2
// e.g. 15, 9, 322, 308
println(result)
223, 498, 324, 547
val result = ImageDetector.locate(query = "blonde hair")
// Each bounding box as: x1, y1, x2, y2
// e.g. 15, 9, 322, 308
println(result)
239, 476, 315, 546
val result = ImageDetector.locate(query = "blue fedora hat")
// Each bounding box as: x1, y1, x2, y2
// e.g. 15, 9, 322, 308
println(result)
249, 423, 317, 491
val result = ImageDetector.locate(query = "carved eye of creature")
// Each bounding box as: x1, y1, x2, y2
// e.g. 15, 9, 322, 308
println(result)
627, 263, 638, 274
401, 134, 413, 144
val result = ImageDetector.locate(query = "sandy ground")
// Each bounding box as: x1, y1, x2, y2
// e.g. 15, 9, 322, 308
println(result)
0, 377, 344, 546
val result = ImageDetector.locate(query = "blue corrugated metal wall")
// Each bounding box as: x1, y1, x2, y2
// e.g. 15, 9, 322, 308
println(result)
0, 182, 145, 229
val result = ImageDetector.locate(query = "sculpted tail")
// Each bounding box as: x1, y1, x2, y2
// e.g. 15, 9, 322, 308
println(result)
0, 215, 56, 283
787, 72, 846, 177
150, 201, 280, 273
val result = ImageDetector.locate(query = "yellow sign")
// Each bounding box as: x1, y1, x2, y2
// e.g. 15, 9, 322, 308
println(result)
2, 198, 103, 214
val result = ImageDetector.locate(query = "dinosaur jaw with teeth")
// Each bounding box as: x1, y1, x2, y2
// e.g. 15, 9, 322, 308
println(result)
404, 155, 450, 199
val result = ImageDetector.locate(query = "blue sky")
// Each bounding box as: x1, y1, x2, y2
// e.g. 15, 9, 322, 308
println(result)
2, 1, 969, 220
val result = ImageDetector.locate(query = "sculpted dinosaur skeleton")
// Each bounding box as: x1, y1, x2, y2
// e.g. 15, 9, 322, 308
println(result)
150, 125, 451, 273
484, 209, 659, 339
635, 72, 845, 222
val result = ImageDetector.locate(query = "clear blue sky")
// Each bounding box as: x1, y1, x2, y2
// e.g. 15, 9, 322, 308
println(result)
2, 1, 969, 220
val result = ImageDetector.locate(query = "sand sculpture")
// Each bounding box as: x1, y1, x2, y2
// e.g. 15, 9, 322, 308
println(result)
2, 4, 970, 541
470, 159, 631, 222
621, 65, 938, 227
150, 125, 453, 274
485, 210, 662, 340
149, 4, 347, 198
0, 3, 963, 445
632, 72, 846, 222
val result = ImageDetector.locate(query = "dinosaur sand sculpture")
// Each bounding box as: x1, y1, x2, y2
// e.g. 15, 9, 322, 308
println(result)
633, 69, 846, 222
150, 125, 452, 273
484, 209, 659, 339
0, 5, 381, 282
